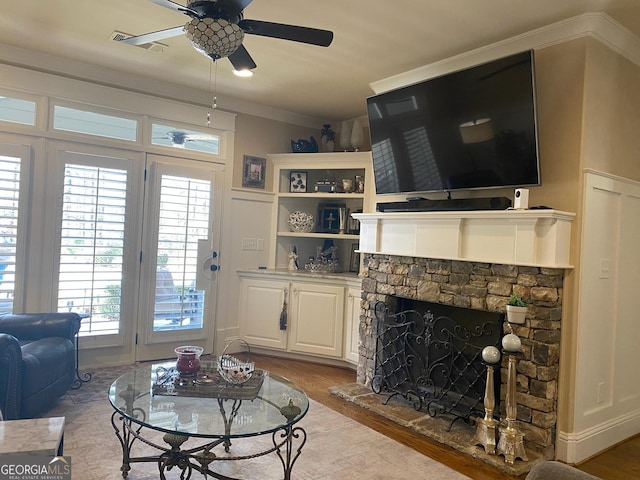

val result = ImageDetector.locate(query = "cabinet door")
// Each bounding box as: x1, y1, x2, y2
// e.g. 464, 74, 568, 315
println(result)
344, 286, 361, 364
239, 278, 288, 350
288, 282, 345, 357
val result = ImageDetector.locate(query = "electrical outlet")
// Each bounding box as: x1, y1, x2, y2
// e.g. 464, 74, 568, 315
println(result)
241, 238, 257, 250
256, 238, 264, 251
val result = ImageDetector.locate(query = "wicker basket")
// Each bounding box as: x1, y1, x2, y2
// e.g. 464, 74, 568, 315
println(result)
217, 339, 255, 385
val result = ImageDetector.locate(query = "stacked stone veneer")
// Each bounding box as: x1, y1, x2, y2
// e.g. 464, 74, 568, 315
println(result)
358, 253, 565, 459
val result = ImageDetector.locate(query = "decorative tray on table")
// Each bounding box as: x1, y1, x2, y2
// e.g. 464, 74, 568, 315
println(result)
152, 360, 265, 400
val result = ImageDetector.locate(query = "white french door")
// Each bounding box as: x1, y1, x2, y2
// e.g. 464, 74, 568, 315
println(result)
135, 154, 223, 361
0, 138, 33, 315
48, 144, 222, 364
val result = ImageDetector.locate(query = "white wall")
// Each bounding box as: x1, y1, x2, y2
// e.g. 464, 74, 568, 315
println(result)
219, 189, 273, 350
557, 171, 640, 461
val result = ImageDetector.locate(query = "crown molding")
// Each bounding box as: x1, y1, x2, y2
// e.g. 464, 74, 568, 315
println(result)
370, 12, 640, 95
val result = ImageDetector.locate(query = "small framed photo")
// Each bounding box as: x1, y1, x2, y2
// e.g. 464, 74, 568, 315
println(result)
318, 203, 345, 233
242, 155, 266, 189
349, 243, 360, 273
289, 171, 308, 193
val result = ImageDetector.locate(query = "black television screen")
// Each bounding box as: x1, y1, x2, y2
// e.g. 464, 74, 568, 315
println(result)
367, 50, 540, 196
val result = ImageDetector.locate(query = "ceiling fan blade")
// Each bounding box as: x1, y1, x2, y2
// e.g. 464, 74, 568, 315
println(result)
239, 19, 333, 47
119, 26, 185, 46
149, 0, 199, 18
226, 45, 257, 70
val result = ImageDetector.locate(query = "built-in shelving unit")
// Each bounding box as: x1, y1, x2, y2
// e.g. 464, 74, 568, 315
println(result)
269, 152, 374, 274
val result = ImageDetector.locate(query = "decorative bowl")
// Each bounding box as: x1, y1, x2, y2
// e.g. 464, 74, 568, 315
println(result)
217, 339, 255, 385
304, 260, 340, 273
288, 211, 315, 233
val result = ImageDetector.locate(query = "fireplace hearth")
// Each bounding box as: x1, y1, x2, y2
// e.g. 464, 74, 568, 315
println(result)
371, 299, 504, 429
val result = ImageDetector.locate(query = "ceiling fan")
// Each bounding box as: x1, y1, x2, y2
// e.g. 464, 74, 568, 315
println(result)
118, 0, 334, 71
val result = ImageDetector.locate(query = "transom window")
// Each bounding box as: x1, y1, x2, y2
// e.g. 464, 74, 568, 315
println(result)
151, 123, 220, 155
0, 96, 36, 126
53, 105, 138, 141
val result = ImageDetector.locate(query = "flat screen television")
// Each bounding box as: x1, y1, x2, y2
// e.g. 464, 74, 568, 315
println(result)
367, 50, 540, 197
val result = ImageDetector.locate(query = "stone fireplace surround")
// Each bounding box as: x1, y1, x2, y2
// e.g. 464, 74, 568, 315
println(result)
354, 210, 574, 463
357, 253, 565, 461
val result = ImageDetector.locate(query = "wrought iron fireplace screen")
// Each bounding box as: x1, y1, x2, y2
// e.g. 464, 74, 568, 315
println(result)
371, 300, 503, 430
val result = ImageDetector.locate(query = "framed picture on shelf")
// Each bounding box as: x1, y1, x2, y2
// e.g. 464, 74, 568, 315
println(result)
349, 243, 360, 273
242, 155, 266, 189
318, 203, 346, 233
289, 171, 308, 193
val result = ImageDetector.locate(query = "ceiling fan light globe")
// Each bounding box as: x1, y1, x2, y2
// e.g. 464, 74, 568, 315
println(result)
185, 17, 244, 59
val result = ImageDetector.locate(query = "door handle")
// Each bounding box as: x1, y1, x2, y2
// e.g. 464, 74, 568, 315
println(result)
210, 264, 219, 272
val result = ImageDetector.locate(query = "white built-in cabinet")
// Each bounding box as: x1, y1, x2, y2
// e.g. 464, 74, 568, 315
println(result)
238, 277, 289, 351
238, 272, 360, 361
344, 285, 362, 364
237, 152, 372, 364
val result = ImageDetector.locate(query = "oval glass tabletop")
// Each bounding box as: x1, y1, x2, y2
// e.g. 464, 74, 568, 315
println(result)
108, 360, 309, 439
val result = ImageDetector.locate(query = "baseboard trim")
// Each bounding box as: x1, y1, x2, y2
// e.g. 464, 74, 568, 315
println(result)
556, 409, 640, 463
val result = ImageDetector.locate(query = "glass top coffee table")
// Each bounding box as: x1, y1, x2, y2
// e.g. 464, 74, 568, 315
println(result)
108, 360, 309, 480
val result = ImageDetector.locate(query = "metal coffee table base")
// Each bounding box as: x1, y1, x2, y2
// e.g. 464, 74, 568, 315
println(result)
111, 411, 307, 480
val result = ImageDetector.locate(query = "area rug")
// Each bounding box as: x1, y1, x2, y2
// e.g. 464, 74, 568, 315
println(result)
48, 365, 472, 480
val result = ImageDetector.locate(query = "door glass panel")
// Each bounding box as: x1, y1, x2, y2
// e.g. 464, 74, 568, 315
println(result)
57, 163, 127, 336
0, 155, 20, 314
153, 174, 210, 332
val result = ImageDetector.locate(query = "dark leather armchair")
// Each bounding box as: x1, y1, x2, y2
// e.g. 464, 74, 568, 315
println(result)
0, 313, 81, 419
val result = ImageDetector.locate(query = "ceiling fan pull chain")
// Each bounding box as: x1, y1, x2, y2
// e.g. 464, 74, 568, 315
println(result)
207, 61, 218, 127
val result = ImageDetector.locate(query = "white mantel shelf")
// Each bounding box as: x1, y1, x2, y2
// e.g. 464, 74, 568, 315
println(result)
353, 209, 575, 269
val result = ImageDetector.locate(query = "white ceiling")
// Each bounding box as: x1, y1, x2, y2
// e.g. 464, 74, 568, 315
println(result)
1, 0, 639, 123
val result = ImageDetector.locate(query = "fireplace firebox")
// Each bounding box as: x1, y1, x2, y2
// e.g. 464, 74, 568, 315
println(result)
372, 298, 504, 429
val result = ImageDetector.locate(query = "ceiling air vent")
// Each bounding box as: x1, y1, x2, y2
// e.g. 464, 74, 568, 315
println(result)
110, 31, 166, 53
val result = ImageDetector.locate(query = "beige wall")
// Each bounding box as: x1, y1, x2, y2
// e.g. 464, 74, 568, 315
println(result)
533, 37, 640, 458
233, 114, 317, 191
582, 38, 640, 181
534, 39, 587, 436
533, 40, 586, 215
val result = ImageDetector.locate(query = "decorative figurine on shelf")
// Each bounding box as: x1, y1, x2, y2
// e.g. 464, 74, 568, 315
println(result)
288, 246, 299, 271
291, 136, 319, 153
320, 124, 336, 152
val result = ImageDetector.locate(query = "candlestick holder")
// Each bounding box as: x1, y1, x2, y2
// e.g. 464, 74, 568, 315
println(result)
497, 350, 528, 464
475, 346, 500, 454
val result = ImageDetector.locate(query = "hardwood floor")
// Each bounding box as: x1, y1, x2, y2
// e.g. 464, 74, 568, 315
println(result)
253, 354, 640, 480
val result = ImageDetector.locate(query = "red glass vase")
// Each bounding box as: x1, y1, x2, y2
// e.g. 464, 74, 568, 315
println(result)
175, 346, 203, 376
